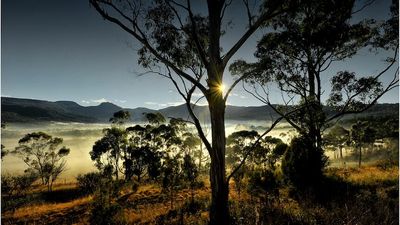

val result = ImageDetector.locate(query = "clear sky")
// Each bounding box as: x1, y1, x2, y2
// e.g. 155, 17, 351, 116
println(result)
2, 0, 398, 109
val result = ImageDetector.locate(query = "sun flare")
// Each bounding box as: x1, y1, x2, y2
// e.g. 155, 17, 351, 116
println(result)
218, 83, 226, 93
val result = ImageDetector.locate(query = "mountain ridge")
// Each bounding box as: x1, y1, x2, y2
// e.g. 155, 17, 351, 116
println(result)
1, 97, 398, 123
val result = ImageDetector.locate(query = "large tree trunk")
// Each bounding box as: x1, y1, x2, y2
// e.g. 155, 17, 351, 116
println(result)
208, 95, 229, 225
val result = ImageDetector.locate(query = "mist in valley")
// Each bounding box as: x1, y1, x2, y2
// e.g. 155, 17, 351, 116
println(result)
1, 121, 296, 181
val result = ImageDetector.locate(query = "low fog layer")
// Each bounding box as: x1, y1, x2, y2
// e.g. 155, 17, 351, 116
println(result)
1, 121, 294, 181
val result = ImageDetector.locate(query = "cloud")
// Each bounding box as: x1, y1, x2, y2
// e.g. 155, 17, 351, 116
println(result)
81, 98, 114, 105
92, 98, 108, 103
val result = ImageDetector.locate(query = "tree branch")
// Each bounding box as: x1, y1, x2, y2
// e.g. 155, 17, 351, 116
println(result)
90, 0, 208, 93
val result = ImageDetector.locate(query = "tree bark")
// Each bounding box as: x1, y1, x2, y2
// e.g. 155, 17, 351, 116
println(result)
208, 94, 229, 225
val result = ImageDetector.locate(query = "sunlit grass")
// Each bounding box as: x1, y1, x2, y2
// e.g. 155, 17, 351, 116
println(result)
327, 165, 399, 185
3, 196, 92, 219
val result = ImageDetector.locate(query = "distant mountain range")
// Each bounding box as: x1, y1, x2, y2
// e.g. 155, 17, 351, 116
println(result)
1, 97, 398, 123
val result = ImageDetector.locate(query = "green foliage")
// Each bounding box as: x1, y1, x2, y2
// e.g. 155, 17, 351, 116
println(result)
109, 110, 131, 125
89, 176, 126, 225
76, 172, 103, 195
227, 131, 285, 171
182, 154, 199, 188
161, 155, 183, 193
90, 127, 126, 179
232, 165, 246, 198
1, 171, 38, 196
144, 112, 166, 125
90, 194, 126, 225
281, 136, 328, 190
14, 132, 70, 191
247, 169, 279, 198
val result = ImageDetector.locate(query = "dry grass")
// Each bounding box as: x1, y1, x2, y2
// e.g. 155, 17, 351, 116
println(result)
3, 195, 92, 219
2, 166, 398, 225
329, 165, 399, 185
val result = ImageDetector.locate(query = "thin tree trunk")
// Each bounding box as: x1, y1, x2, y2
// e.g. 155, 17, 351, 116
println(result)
199, 142, 203, 172
208, 96, 229, 225
358, 146, 362, 167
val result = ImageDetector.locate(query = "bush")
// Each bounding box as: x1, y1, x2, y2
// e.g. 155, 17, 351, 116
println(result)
247, 169, 279, 198
90, 195, 126, 225
89, 178, 126, 225
281, 136, 328, 190
1, 171, 38, 196
76, 172, 103, 194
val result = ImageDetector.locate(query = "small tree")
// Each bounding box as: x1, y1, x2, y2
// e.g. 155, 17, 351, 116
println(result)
281, 136, 328, 190
109, 110, 131, 125
91, 127, 127, 180
182, 154, 199, 202
14, 132, 70, 191
324, 125, 349, 160
351, 121, 376, 167
161, 155, 182, 209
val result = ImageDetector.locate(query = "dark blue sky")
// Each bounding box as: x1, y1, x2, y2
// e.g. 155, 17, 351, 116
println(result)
2, 0, 398, 109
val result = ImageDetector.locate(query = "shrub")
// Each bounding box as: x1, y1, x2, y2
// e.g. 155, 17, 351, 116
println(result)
1, 171, 38, 196
131, 180, 139, 193
281, 136, 328, 190
76, 172, 103, 194
247, 169, 279, 198
90, 195, 126, 225
89, 178, 126, 225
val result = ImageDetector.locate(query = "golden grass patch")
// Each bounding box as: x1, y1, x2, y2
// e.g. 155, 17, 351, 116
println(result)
3, 196, 92, 219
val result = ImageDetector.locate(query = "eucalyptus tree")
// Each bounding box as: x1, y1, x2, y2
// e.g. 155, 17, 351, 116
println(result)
14, 132, 70, 191
91, 110, 131, 180
89, 0, 296, 223
350, 121, 376, 167
182, 153, 199, 201
324, 125, 350, 159
231, 0, 398, 175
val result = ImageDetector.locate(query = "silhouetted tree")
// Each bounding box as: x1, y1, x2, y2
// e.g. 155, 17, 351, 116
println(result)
231, 0, 398, 181
91, 127, 127, 180
226, 130, 260, 167
161, 154, 182, 209
109, 110, 131, 125
91, 111, 132, 180
350, 121, 376, 167
324, 125, 349, 159
182, 154, 199, 202
14, 132, 70, 191
89, 0, 293, 222
281, 136, 328, 190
